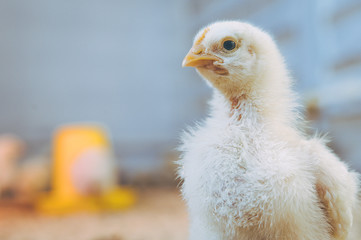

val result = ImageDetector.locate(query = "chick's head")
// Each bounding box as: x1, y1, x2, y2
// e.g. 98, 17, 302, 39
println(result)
183, 21, 285, 99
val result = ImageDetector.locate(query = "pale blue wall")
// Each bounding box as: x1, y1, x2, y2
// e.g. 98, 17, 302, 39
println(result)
0, 0, 196, 145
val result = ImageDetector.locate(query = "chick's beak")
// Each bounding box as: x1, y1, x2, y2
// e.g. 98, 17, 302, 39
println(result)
182, 46, 222, 67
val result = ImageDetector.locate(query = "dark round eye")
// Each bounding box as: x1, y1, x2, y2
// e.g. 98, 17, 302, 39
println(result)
223, 40, 236, 51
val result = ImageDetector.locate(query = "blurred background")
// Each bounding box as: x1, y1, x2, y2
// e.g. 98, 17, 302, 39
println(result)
0, 0, 360, 239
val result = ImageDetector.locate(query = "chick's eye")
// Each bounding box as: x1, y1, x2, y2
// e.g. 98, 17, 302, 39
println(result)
223, 40, 236, 51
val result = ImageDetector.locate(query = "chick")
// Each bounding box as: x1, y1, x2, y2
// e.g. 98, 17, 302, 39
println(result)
71, 147, 116, 196
178, 21, 359, 240
0, 135, 24, 197
14, 156, 50, 202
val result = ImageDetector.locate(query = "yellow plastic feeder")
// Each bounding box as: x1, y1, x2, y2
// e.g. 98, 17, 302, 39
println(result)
37, 124, 135, 214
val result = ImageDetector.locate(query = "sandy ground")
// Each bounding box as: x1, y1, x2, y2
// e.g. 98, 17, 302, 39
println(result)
0, 189, 188, 240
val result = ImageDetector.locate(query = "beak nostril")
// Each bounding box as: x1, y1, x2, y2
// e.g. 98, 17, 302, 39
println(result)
192, 45, 205, 55
183, 44, 222, 67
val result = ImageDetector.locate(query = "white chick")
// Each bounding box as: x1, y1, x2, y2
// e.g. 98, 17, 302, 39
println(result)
15, 156, 50, 202
71, 147, 116, 196
0, 135, 24, 197
178, 21, 359, 240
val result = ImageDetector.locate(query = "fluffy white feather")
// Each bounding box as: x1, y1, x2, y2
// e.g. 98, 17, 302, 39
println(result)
178, 21, 359, 240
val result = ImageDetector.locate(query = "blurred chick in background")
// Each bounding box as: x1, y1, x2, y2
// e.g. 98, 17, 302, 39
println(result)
179, 21, 359, 240
0, 135, 24, 197
0, 134, 50, 203
15, 155, 50, 203
71, 147, 116, 196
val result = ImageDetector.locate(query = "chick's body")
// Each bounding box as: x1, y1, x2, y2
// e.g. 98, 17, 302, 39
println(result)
178, 21, 359, 240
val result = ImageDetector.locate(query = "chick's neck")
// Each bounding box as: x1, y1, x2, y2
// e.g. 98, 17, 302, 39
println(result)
211, 85, 298, 134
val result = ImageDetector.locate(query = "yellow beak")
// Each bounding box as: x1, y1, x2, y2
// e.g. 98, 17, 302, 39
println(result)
182, 47, 222, 67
